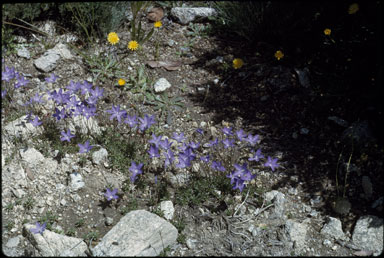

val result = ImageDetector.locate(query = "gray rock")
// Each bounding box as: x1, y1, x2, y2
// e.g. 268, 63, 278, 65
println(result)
264, 190, 286, 218
16, 45, 31, 59
352, 215, 383, 256
300, 128, 309, 135
154, 78, 172, 93
68, 115, 102, 135
320, 217, 348, 241
50, 43, 74, 60
165, 171, 190, 187
34, 50, 61, 73
159, 200, 175, 220
105, 217, 114, 226
92, 148, 108, 165
70, 172, 85, 192
4, 115, 43, 140
285, 219, 307, 251
171, 7, 217, 24
92, 210, 178, 256
328, 116, 349, 127
23, 223, 88, 256
167, 39, 176, 47
6, 236, 21, 248
20, 148, 45, 166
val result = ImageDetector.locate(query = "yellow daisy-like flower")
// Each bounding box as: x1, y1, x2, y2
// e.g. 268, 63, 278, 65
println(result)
274, 50, 284, 60
348, 3, 359, 14
107, 32, 119, 45
128, 40, 139, 51
232, 58, 244, 69
118, 78, 126, 86
324, 28, 331, 36
154, 21, 162, 28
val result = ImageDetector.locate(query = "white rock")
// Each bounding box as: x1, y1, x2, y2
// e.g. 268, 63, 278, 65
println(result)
92, 210, 178, 256
352, 215, 383, 256
6, 236, 20, 248
154, 78, 172, 93
50, 43, 74, 60
92, 148, 108, 165
320, 217, 348, 241
285, 219, 307, 251
16, 45, 31, 59
34, 51, 61, 72
23, 223, 88, 256
20, 148, 45, 166
159, 200, 175, 220
70, 172, 85, 192
171, 7, 217, 24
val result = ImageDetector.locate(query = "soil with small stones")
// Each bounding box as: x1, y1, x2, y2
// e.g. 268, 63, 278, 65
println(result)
2, 7, 383, 257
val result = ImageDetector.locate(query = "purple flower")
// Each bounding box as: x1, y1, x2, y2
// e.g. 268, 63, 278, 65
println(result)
86, 96, 98, 106
1, 89, 7, 98
106, 105, 127, 123
53, 107, 67, 121
53, 88, 70, 105
78, 140, 93, 153
249, 148, 264, 162
222, 127, 233, 136
164, 149, 174, 168
60, 129, 75, 142
233, 163, 249, 174
104, 188, 118, 201
148, 145, 160, 158
236, 129, 247, 141
29, 116, 42, 127
178, 143, 189, 152
172, 132, 185, 143
200, 155, 210, 163
15, 74, 29, 88
226, 170, 243, 185
66, 96, 80, 109
66, 80, 81, 94
159, 138, 172, 150
196, 128, 204, 135
31, 92, 45, 104
232, 178, 246, 192
222, 138, 235, 149
73, 104, 84, 117
91, 86, 104, 99
30, 222, 46, 235
129, 161, 143, 182
138, 114, 156, 132
81, 80, 93, 95
45, 73, 58, 83
82, 105, 97, 120
264, 156, 279, 171
148, 133, 163, 148
2, 66, 16, 82
188, 141, 200, 150
240, 170, 256, 181
245, 134, 259, 146
176, 154, 191, 169
208, 138, 219, 148
124, 114, 138, 128
211, 161, 226, 172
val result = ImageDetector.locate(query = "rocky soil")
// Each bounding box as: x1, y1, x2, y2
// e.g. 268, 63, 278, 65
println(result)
2, 3, 383, 257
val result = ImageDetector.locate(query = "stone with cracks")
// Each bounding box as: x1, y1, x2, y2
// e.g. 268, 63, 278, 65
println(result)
92, 210, 178, 256
285, 219, 307, 251
34, 51, 61, 73
320, 217, 348, 241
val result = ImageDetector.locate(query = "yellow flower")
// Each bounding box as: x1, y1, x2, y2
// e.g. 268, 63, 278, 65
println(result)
118, 79, 126, 86
324, 28, 331, 36
274, 50, 284, 60
107, 32, 119, 45
154, 21, 162, 28
232, 58, 244, 69
128, 40, 139, 51
348, 3, 359, 14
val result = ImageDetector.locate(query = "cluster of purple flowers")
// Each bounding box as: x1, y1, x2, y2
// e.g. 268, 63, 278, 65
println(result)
1, 66, 30, 98
106, 105, 156, 133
